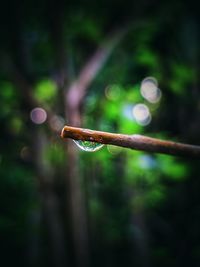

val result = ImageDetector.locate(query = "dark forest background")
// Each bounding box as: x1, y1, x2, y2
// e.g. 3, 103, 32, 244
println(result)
1, 1, 200, 267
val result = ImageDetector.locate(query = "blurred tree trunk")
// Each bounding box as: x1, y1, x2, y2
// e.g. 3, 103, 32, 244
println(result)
11, 66, 68, 266
11, 66, 68, 267
10, 35, 68, 267
130, 189, 150, 267
63, 29, 126, 267
33, 129, 67, 267
64, 98, 89, 267
49, 6, 90, 266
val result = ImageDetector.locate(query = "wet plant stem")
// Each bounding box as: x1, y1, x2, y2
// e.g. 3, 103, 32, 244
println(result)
61, 125, 200, 158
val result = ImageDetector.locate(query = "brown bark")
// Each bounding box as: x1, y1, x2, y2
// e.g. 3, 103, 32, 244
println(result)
61, 125, 200, 158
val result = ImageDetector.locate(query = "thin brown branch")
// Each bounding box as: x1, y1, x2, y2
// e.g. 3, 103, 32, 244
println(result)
61, 125, 200, 158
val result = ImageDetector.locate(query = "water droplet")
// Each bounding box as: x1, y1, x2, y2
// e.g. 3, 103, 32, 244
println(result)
73, 140, 104, 152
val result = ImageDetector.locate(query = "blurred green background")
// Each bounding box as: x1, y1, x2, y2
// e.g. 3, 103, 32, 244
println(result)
0, 1, 200, 267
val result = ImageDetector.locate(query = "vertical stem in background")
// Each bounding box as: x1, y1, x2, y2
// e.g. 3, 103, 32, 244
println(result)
49, 4, 90, 265
131, 211, 150, 267
11, 71, 68, 266
65, 103, 89, 267
33, 128, 67, 267
66, 140, 89, 267
130, 189, 150, 267
12, 68, 68, 266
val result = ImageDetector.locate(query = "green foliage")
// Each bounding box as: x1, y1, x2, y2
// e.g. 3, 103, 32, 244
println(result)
34, 79, 57, 104
67, 14, 103, 42
158, 155, 188, 181
169, 62, 195, 95
0, 82, 18, 117
45, 142, 66, 167
136, 47, 160, 70
0, 160, 36, 255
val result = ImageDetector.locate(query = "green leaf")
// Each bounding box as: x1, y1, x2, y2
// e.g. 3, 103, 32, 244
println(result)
34, 79, 57, 103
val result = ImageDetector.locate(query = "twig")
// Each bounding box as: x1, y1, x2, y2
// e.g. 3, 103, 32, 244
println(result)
61, 125, 200, 158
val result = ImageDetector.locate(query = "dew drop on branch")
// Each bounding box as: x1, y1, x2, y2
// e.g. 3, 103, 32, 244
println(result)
73, 140, 104, 152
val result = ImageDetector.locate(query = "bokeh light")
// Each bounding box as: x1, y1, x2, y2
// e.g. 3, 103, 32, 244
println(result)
138, 155, 157, 169
132, 103, 151, 125
122, 104, 134, 120
140, 77, 162, 103
105, 84, 121, 101
30, 107, 47, 124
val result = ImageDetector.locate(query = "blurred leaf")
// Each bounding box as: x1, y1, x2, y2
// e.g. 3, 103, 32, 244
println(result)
136, 47, 160, 70
9, 117, 23, 135
158, 155, 188, 181
169, 62, 194, 95
34, 79, 57, 103
45, 143, 66, 166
